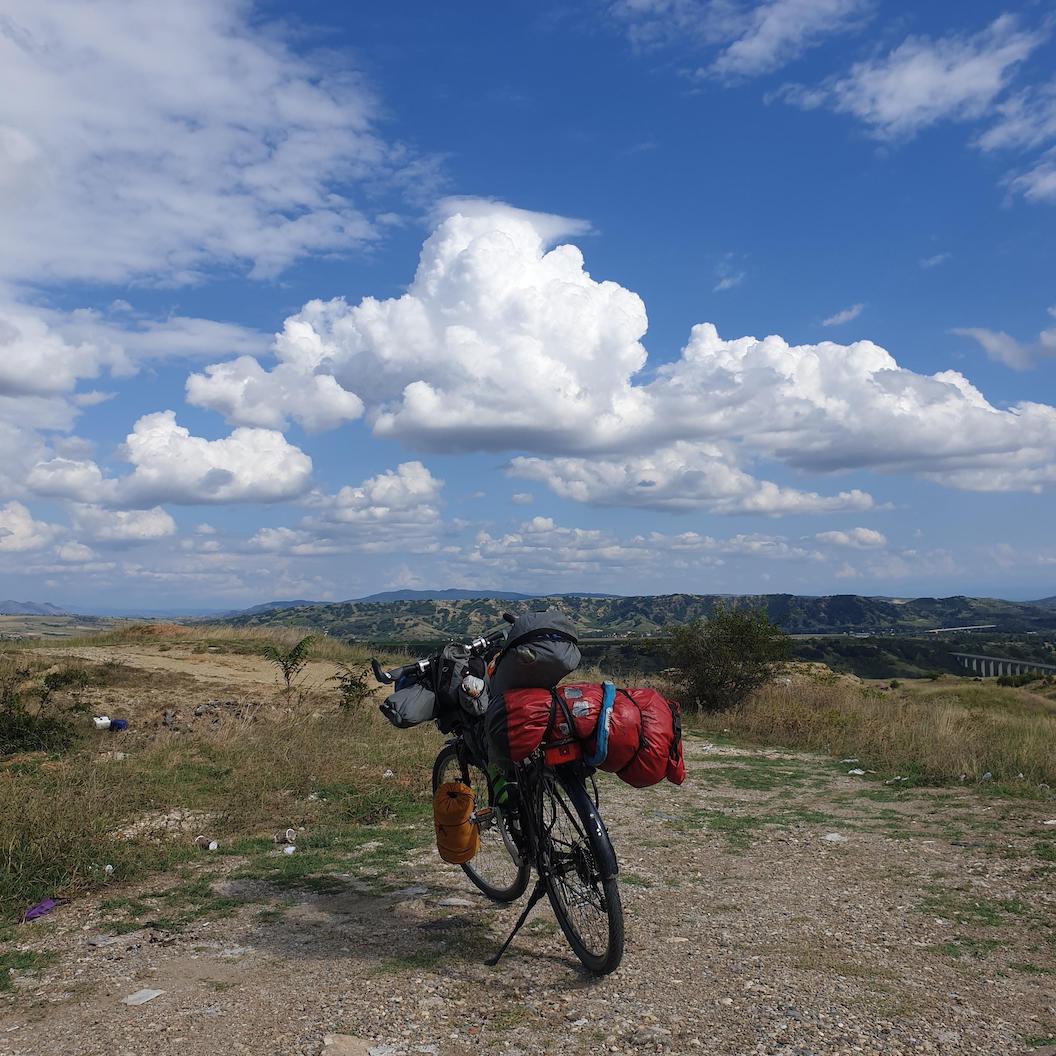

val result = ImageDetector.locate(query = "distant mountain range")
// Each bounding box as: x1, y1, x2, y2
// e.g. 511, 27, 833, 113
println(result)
221, 592, 1056, 640
223, 588, 619, 617
0, 600, 67, 616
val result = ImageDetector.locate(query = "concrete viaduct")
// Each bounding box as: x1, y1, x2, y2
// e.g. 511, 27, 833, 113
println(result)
952, 652, 1056, 678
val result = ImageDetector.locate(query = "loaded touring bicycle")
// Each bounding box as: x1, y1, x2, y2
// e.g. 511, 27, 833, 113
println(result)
372, 609, 684, 976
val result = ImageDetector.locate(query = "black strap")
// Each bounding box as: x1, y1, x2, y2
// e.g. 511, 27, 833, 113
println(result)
543, 688, 578, 747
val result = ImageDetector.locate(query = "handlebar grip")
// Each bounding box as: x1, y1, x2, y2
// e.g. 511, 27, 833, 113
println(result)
502, 612, 516, 624
371, 658, 394, 684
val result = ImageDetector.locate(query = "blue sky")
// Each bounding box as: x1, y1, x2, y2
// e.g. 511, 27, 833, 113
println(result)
1, 0, 1054, 611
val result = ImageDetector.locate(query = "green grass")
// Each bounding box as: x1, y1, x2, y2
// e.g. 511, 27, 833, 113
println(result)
920, 889, 1027, 926
929, 936, 1003, 960
0, 950, 57, 992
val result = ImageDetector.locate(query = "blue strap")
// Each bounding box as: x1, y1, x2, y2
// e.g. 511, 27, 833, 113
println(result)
583, 681, 616, 768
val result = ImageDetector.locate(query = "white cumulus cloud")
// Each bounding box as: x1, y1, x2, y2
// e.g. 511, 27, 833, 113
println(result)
510, 442, 874, 514
0, 501, 58, 552
249, 461, 444, 555
28, 412, 313, 507
815, 526, 887, 548
72, 505, 177, 544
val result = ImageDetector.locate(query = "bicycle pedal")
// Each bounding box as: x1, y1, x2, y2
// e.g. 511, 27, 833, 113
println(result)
471, 807, 495, 825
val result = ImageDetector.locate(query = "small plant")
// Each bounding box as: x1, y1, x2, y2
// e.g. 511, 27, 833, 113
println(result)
329, 662, 373, 710
0, 661, 87, 756
889, 679, 901, 689
262, 635, 316, 691
666, 604, 791, 712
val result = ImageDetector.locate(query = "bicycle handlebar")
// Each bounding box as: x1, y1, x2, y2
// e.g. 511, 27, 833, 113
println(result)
370, 625, 508, 686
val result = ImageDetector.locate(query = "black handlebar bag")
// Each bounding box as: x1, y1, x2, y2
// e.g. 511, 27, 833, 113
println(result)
486, 609, 581, 769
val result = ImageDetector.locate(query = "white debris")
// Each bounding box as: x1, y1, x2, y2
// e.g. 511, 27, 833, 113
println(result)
383, 769, 395, 779
847, 768, 866, 776
282, 845, 297, 855
840, 758, 859, 764
121, 988, 164, 1006
885, 776, 908, 785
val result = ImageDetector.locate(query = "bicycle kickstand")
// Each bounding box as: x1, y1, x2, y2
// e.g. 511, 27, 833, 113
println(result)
484, 879, 547, 967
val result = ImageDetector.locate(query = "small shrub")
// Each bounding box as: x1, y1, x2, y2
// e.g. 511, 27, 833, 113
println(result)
997, 673, 1036, 688
262, 634, 316, 691
330, 662, 373, 710
889, 679, 901, 689
666, 605, 791, 712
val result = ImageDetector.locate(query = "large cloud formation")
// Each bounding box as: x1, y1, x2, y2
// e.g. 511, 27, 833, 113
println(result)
0, 0, 409, 285
189, 202, 1056, 505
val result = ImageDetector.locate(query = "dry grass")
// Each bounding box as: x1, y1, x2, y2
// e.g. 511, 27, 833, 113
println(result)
16, 621, 378, 664
0, 640, 438, 920
692, 677, 1056, 787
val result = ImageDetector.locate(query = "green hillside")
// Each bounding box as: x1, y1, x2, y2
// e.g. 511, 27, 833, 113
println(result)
221, 592, 1056, 641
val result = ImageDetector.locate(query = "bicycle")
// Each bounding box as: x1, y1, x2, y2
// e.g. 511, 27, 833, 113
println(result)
371, 622, 624, 975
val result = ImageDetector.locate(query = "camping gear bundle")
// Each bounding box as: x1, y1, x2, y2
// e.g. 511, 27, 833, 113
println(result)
486, 681, 685, 788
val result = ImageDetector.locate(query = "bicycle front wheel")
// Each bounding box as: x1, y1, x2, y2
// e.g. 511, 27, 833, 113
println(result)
432, 743, 530, 904
538, 769, 624, 975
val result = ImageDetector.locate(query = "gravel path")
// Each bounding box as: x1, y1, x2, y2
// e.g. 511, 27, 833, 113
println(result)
2, 736, 1054, 1056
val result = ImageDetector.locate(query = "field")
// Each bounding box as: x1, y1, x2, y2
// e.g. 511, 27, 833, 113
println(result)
1, 625, 1054, 1055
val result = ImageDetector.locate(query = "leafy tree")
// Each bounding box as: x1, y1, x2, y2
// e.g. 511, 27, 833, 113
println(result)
262, 635, 316, 691
666, 605, 790, 712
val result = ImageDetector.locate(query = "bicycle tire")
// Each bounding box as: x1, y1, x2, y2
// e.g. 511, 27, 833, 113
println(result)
538, 770, 624, 975
432, 743, 530, 904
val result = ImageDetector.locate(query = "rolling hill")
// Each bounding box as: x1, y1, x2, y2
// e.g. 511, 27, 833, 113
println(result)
221, 592, 1056, 641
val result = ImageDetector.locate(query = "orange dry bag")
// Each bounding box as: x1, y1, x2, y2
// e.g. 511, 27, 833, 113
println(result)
433, 781, 480, 864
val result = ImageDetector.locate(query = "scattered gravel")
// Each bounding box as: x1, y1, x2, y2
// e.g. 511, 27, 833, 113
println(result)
2, 737, 1053, 1056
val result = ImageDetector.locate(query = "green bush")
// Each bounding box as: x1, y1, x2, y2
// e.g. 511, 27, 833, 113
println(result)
666, 605, 791, 712
330, 661, 373, 710
0, 661, 88, 756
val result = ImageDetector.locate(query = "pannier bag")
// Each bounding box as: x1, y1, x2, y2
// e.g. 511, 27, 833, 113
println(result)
433, 781, 480, 864
380, 644, 485, 730
380, 681, 437, 729
488, 609, 581, 700
488, 681, 686, 788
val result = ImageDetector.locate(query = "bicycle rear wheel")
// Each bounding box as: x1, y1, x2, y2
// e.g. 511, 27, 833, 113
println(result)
538, 769, 624, 975
432, 743, 530, 903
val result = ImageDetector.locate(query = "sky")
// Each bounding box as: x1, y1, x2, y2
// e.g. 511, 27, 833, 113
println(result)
1, 0, 1055, 612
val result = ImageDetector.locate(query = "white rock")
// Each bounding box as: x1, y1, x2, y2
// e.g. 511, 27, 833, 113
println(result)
847, 768, 866, 776
823, 833, 848, 843
321, 1037, 373, 1056
437, 896, 475, 908
121, 988, 164, 1005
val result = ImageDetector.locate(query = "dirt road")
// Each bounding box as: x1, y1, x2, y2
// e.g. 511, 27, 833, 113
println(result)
3, 734, 1054, 1056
